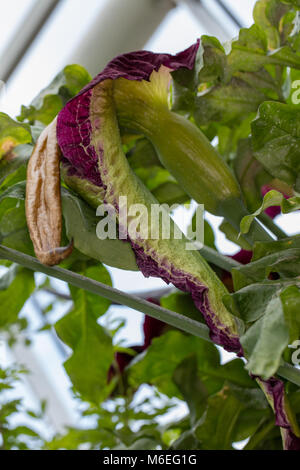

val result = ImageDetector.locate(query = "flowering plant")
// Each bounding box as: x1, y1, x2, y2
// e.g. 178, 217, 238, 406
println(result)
0, 0, 300, 450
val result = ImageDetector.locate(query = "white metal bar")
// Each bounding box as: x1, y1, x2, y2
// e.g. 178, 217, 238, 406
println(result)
68, 0, 175, 76
0, 0, 62, 82
178, 0, 232, 42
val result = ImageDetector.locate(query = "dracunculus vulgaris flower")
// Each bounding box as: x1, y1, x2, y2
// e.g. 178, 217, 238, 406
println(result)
25, 42, 299, 449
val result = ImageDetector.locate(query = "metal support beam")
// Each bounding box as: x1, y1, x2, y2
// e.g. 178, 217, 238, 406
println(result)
11, 331, 75, 433
0, 0, 62, 82
67, 0, 175, 77
215, 0, 244, 28
178, 0, 232, 42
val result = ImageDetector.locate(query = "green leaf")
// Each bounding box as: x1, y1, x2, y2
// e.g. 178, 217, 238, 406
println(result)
281, 10, 299, 44
194, 77, 268, 126
18, 65, 91, 125
56, 311, 114, 404
233, 409, 270, 443
203, 220, 216, 250
219, 220, 252, 251
229, 384, 270, 442
172, 355, 208, 425
61, 188, 138, 271
171, 37, 208, 91
152, 182, 189, 205
160, 291, 205, 323
230, 384, 269, 410
251, 102, 300, 189
280, 285, 300, 342
241, 296, 290, 379
46, 428, 112, 450
171, 35, 227, 113
187, 214, 216, 250
129, 332, 220, 398
234, 138, 271, 212
241, 190, 300, 234
225, 277, 300, 359
19, 95, 62, 127
198, 36, 227, 83
235, 68, 282, 99
129, 331, 254, 399
0, 182, 34, 255
0, 113, 32, 159
228, 24, 300, 74
0, 266, 35, 328
281, 0, 300, 7
217, 115, 257, 162
232, 248, 300, 290
69, 263, 112, 321
12, 425, 41, 438
253, 0, 290, 49
116, 437, 161, 450
170, 429, 201, 450
0, 181, 26, 205
194, 385, 244, 449
0, 144, 32, 189
229, 25, 268, 71
55, 263, 114, 404
134, 166, 175, 191
225, 282, 281, 323
127, 138, 161, 169
252, 234, 300, 260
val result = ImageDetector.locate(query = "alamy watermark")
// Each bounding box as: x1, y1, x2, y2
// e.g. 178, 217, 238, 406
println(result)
95, 196, 204, 251
291, 80, 300, 104
290, 340, 300, 367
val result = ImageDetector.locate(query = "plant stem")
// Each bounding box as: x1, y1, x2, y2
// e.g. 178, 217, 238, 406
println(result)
0, 244, 299, 387
200, 245, 240, 271
0, 245, 211, 342
219, 197, 274, 245
257, 213, 287, 240
43, 286, 174, 303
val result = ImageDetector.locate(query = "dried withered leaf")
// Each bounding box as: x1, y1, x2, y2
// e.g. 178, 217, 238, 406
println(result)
26, 117, 73, 266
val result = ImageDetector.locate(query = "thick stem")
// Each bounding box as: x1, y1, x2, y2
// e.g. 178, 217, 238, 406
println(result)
199, 245, 240, 271
0, 245, 210, 342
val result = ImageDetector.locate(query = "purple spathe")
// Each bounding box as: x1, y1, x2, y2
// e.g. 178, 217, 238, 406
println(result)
57, 42, 199, 184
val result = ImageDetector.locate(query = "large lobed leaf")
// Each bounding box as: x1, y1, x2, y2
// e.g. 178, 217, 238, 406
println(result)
0, 114, 32, 159
18, 65, 91, 126
251, 102, 300, 190
55, 262, 114, 404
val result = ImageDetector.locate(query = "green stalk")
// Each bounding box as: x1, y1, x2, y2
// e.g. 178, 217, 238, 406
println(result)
277, 363, 300, 387
0, 245, 210, 342
218, 197, 273, 245
199, 245, 240, 271
257, 212, 288, 240
0, 244, 299, 387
